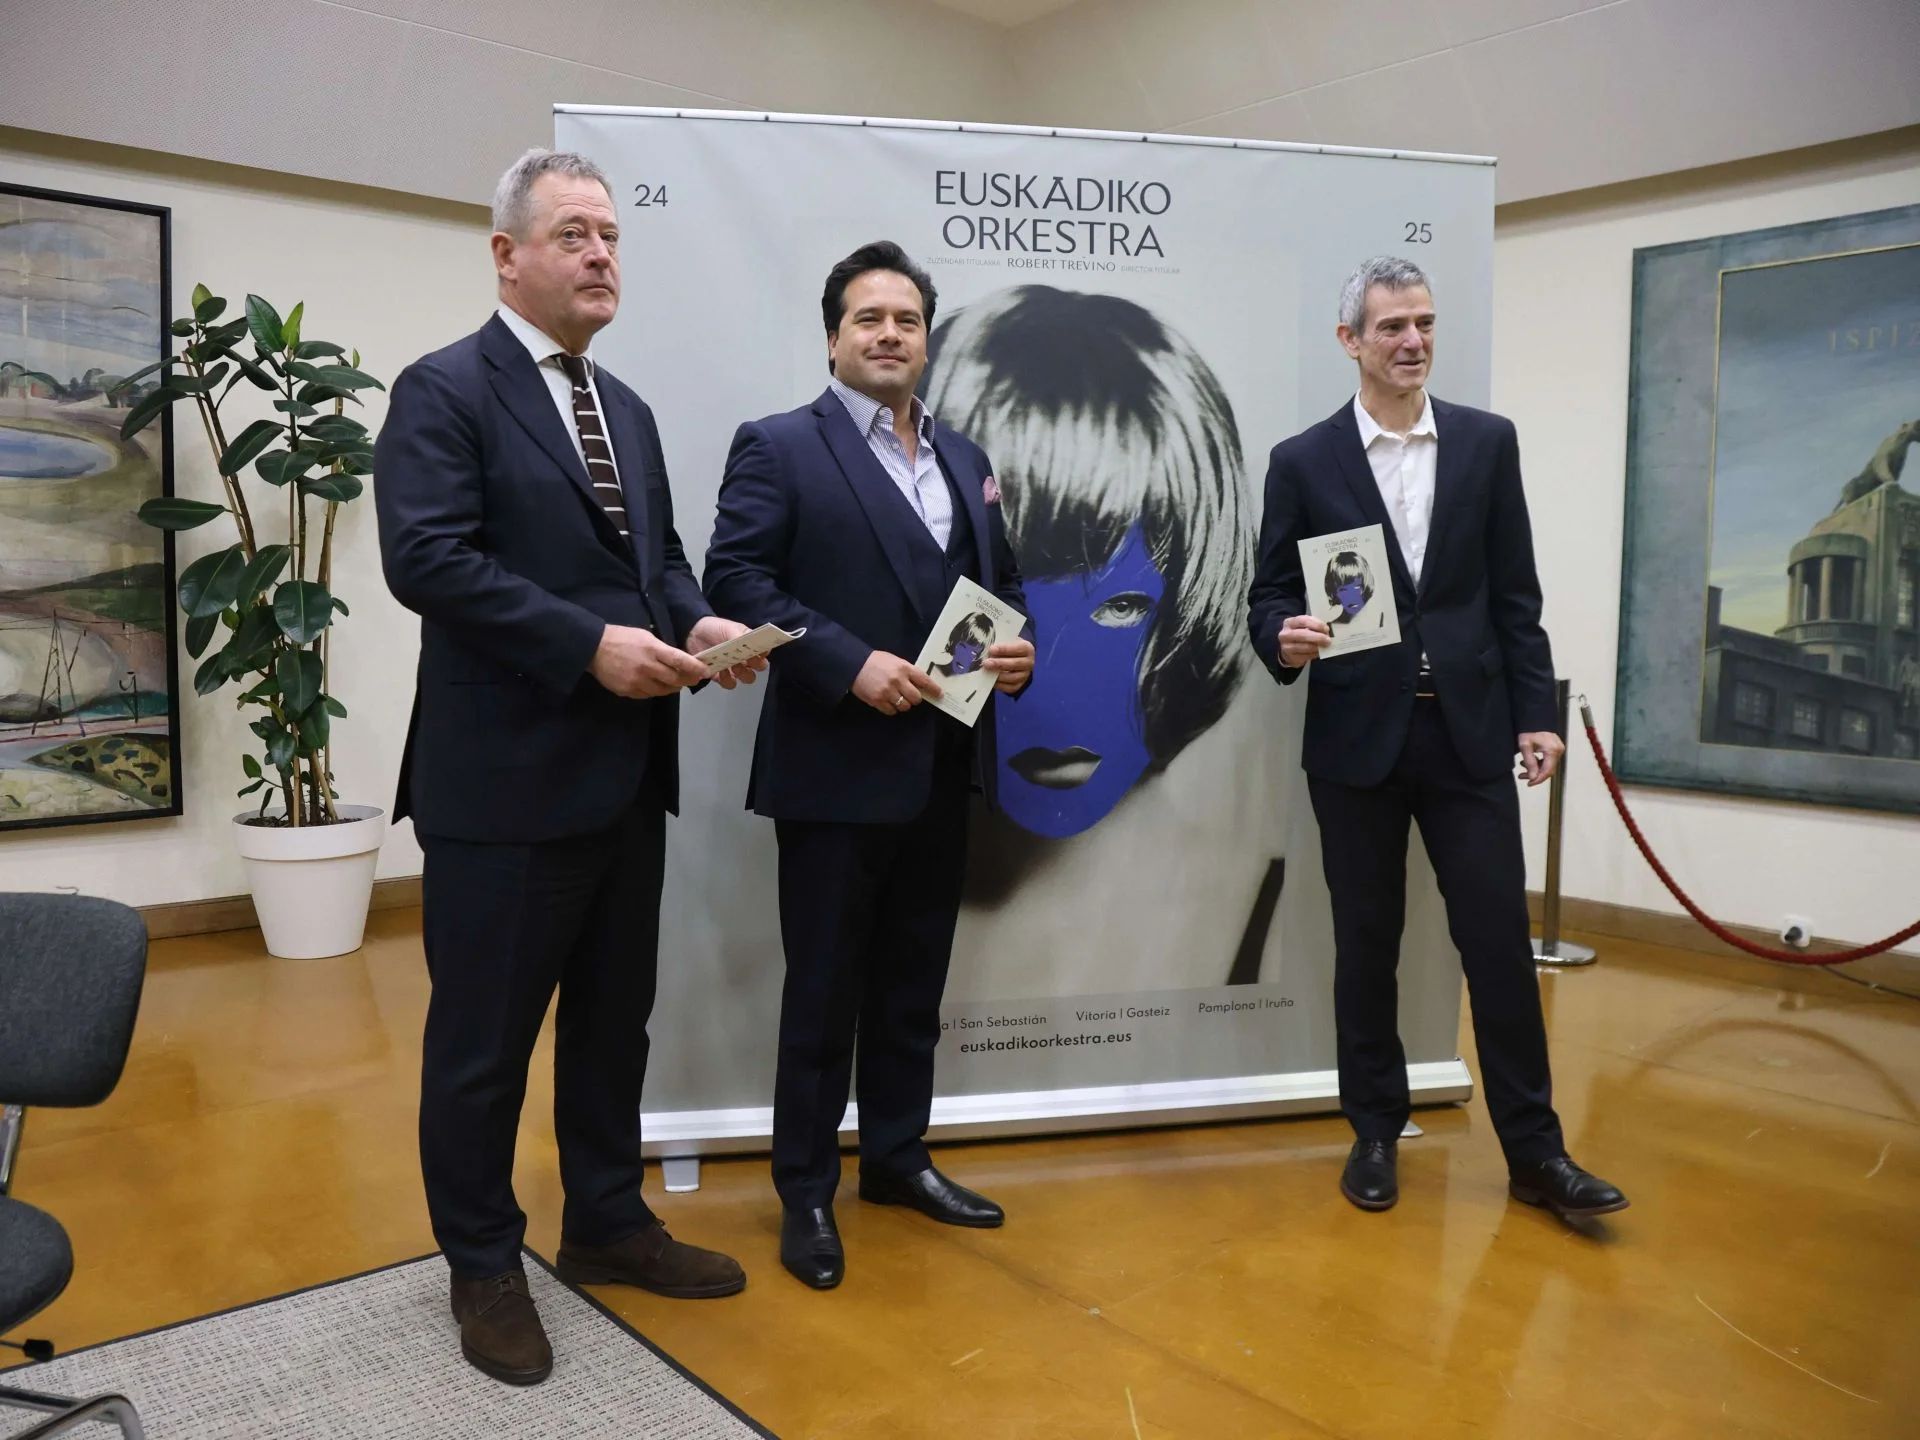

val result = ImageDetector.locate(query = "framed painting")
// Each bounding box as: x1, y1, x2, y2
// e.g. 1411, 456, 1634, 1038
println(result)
0, 181, 180, 830
1617, 204, 1920, 814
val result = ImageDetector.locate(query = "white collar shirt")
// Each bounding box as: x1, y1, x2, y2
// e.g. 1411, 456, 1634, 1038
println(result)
496, 304, 619, 485
1353, 390, 1438, 587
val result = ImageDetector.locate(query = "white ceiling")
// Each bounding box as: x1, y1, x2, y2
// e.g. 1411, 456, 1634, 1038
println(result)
921, 0, 1080, 26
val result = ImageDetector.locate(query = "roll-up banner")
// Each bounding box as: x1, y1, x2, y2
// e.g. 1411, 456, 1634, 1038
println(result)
553, 107, 1493, 1155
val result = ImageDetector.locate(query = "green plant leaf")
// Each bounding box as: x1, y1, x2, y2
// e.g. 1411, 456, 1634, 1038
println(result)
273, 581, 333, 643
306, 415, 368, 440
191, 282, 212, 310
295, 341, 345, 360
193, 651, 228, 697
206, 337, 274, 390
255, 449, 320, 486
169, 318, 197, 337
184, 611, 220, 659
194, 293, 227, 323
219, 418, 284, 476
296, 383, 356, 406
273, 399, 319, 417
315, 440, 375, 467
108, 357, 173, 393
276, 647, 322, 715
323, 696, 347, 717
284, 359, 324, 385
178, 545, 248, 618
137, 497, 227, 531
119, 385, 182, 439
313, 364, 385, 392
264, 723, 296, 770
245, 294, 285, 353
227, 604, 282, 670
200, 360, 230, 393
237, 544, 290, 602
283, 301, 304, 351
301, 474, 364, 503
242, 753, 263, 780
297, 698, 330, 755
237, 778, 265, 798
331, 597, 350, 616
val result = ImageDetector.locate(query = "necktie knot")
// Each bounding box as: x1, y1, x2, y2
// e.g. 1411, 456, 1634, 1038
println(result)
557, 353, 590, 388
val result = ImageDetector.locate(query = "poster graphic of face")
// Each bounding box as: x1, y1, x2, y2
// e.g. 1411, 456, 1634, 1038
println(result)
921, 285, 1253, 840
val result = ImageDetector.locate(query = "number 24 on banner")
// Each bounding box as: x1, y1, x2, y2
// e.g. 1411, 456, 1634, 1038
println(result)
634, 184, 669, 208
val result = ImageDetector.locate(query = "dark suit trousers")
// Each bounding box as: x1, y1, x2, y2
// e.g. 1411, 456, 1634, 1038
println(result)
770, 740, 971, 1211
1308, 700, 1564, 1165
417, 788, 664, 1278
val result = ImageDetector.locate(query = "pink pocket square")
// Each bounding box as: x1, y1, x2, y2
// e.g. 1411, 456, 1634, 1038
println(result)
982, 474, 1001, 505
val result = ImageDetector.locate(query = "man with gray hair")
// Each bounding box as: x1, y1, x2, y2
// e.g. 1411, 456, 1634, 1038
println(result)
1247, 257, 1627, 1228
376, 148, 762, 1385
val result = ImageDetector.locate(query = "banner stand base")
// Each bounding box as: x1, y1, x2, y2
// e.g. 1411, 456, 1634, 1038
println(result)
644, 1059, 1472, 1161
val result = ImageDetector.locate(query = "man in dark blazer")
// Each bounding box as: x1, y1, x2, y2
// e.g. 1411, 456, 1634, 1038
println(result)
375, 149, 761, 1386
704, 242, 1034, 1290
1247, 257, 1626, 1227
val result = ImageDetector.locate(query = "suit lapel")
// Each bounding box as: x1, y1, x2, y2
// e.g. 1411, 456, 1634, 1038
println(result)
1419, 398, 1461, 601
814, 391, 934, 624
597, 375, 654, 576
934, 425, 993, 584
480, 317, 631, 562
1327, 402, 1417, 606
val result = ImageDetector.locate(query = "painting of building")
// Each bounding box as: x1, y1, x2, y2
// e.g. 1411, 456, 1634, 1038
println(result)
1616, 204, 1920, 814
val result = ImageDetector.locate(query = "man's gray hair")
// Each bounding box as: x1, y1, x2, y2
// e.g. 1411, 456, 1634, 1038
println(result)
1338, 256, 1431, 332
491, 148, 612, 237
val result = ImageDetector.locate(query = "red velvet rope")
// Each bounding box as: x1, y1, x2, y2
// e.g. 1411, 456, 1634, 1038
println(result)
1578, 700, 1920, 965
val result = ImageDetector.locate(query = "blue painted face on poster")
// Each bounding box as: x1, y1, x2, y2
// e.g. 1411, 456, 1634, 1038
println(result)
998, 525, 1163, 838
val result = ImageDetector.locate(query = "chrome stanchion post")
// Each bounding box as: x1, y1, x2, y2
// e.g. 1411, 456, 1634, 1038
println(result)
1533, 678, 1596, 966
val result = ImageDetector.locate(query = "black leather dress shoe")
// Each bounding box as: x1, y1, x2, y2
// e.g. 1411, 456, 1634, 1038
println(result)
1339, 1138, 1398, 1211
858, 1165, 1005, 1228
779, 1206, 844, 1290
1509, 1156, 1629, 1221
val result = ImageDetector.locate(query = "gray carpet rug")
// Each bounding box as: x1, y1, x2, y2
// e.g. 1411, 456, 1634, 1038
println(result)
0, 1252, 773, 1438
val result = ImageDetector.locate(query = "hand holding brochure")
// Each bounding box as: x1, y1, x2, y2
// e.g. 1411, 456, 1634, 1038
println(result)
912, 576, 1026, 727
694, 623, 805, 675
1297, 523, 1401, 659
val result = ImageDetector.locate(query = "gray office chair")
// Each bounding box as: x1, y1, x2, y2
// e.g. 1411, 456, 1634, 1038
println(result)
0, 894, 149, 1439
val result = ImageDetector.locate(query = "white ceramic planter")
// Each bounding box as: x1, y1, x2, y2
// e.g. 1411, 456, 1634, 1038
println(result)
231, 804, 388, 959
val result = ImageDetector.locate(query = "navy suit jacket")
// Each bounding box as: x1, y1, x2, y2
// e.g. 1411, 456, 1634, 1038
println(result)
374, 313, 711, 842
703, 388, 1028, 825
1247, 397, 1557, 787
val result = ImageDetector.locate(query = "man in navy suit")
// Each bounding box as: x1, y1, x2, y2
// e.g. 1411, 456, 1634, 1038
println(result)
375, 149, 762, 1385
1247, 257, 1626, 1227
704, 242, 1034, 1289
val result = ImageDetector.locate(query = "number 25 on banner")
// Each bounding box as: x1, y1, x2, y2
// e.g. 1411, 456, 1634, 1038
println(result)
634, 184, 669, 208
1404, 221, 1432, 243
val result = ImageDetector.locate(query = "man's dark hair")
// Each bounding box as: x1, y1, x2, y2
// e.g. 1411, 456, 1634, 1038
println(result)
821, 241, 938, 337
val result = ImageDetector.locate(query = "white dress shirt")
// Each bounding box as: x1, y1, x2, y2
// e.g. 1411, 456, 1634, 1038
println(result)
1353, 390, 1438, 586
495, 305, 620, 485
829, 375, 953, 550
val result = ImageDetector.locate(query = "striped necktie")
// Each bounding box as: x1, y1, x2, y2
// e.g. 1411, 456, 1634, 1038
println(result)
556, 353, 628, 538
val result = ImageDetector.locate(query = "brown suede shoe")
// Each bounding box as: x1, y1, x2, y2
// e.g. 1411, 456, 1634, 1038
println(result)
555, 1221, 746, 1298
450, 1270, 552, 1386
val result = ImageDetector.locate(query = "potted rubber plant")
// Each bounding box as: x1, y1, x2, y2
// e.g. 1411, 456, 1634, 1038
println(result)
119, 287, 386, 958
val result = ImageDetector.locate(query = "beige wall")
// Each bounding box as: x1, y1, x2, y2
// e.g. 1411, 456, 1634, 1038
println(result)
0, 126, 491, 904
0, 0, 1018, 210
1496, 127, 1920, 954
4, 2, 1915, 209
1016, 0, 1920, 204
